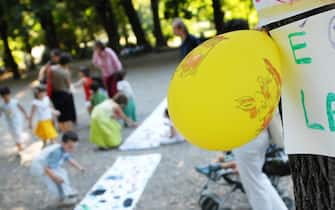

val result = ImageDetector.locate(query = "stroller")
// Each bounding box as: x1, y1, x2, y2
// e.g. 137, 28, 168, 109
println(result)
195, 145, 294, 210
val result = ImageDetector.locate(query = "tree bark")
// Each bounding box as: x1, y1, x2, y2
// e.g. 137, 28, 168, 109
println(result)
150, 0, 166, 48
22, 28, 36, 70
93, 0, 121, 52
121, 0, 151, 50
35, 9, 59, 49
289, 154, 335, 210
0, 19, 20, 79
212, 0, 225, 34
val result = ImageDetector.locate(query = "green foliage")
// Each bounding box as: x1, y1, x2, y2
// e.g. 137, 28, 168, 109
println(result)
0, 0, 259, 70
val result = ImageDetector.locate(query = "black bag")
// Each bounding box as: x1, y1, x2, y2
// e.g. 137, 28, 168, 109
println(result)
263, 148, 291, 176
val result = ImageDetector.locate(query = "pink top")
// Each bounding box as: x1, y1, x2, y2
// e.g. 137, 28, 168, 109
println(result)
92, 48, 122, 77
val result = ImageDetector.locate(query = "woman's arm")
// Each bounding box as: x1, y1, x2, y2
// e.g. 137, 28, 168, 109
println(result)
107, 48, 122, 71
48, 100, 60, 117
38, 64, 49, 82
114, 106, 136, 127
92, 51, 101, 67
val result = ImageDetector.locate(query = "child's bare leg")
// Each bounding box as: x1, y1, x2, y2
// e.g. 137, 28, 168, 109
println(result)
58, 122, 64, 133
221, 161, 238, 174
42, 140, 47, 148
59, 121, 73, 133
64, 121, 73, 132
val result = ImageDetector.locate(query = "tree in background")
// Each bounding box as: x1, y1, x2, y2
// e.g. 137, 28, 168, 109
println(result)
31, 0, 59, 49
62, 0, 101, 57
150, 0, 166, 47
120, 0, 151, 50
0, 1, 22, 79
0, 0, 258, 74
92, 0, 121, 52
212, 0, 225, 34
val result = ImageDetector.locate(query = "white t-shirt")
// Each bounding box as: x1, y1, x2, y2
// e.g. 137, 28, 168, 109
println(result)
117, 80, 134, 99
32, 97, 52, 121
0, 99, 23, 130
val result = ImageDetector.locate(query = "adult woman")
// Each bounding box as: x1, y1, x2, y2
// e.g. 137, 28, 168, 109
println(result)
38, 49, 61, 85
92, 41, 122, 98
49, 53, 77, 133
90, 94, 136, 149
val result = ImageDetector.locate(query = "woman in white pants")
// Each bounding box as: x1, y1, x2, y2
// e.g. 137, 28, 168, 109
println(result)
233, 120, 288, 210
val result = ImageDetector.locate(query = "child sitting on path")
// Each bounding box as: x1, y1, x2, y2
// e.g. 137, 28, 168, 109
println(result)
163, 108, 184, 144
115, 71, 137, 124
30, 131, 85, 206
29, 85, 59, 147
0, 86, 29, 152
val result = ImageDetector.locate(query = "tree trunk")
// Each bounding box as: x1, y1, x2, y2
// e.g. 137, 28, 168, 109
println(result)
93, 0, 121, 52
35, 9, 59, 49
150, 0, 166, 48
121, 0, 151, 50
212, 0, 225, 34
121, 23, 130, 46
289, 154, 335, 210
0, 19, 20, 79
22, 29, 36, 70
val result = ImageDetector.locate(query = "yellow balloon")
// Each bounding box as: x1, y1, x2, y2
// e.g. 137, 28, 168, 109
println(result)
168, 30, 282, 151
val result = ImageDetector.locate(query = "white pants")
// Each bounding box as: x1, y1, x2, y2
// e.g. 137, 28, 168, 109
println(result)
233, 130, 288, 210
41, 167, 77, 199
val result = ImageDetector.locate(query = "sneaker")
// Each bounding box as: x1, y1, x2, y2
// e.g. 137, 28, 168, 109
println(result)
58, 195, 78, 207
195, 163, 222, 177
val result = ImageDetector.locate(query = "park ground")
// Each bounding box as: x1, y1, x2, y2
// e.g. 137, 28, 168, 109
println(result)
0, 51, 292, 210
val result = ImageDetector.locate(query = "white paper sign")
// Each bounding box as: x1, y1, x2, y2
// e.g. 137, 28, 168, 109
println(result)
269, 9, 335, 156
253, 0, 334, 26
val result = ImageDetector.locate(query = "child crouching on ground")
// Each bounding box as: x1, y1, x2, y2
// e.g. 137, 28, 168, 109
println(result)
90, 93, 137, 149
0, 86, 29, 152
115, 71, 137, 125
31, 131, 85, 206
89, 82, 107, 113
29, 85, 59, 147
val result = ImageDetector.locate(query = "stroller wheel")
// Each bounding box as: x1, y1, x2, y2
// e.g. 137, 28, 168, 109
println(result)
199, 194, 221, 210
282, 196, 294, 210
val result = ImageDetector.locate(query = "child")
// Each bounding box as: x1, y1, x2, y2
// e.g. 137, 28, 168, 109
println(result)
90, 93, 136, 149
29, 85, 58, 147
115, 71, 137, 123
0, 86, 29, 152
92, 76, 108, 96
73, 66, 93, 109
163, 108, 184, 143
89, 82, 107, 113
30, 131, 84, 206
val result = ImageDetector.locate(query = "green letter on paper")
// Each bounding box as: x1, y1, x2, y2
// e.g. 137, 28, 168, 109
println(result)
301, 90, 324, 130
327, 92, 335, 131
288, 32, 312, 64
